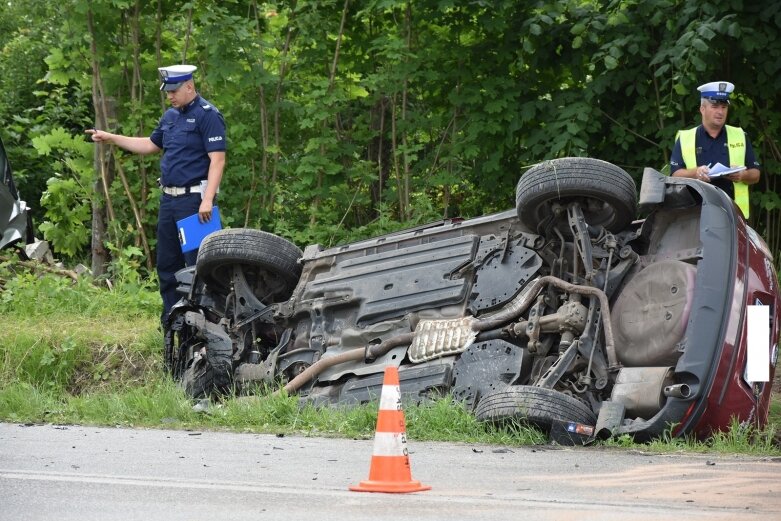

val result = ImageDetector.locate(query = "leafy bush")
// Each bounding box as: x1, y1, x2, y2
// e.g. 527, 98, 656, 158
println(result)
32, 128, 95, 258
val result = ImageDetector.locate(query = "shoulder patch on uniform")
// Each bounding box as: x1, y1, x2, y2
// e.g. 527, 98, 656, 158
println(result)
201, 104, 212, 110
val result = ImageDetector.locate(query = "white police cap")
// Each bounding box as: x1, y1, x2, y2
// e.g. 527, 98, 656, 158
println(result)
697, 81, 734, 104
159, 64, 197, 91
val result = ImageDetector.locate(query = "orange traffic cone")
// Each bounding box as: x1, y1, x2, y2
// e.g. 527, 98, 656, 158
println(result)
349, 366, 431, 493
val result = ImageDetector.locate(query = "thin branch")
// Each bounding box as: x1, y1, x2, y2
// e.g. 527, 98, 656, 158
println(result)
13, 258, 79, 281
110, 149, 153, 265
329, 181, 364, 247
271, 2, 298, 217
597, 107, 661, 148
88, 2, 153, 271
327, 0, 350, 93
400, 1, 412, 217
427, 110, 458, 176
252, 1, 270, 216
313, 0, 350, 224
156, 0, 165, 111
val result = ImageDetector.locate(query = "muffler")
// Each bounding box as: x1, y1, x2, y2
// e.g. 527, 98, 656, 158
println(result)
610, 367, 673, 419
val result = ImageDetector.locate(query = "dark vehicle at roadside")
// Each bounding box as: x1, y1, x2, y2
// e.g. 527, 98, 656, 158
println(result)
164, 157, 779, 442
0, 136, 34, 251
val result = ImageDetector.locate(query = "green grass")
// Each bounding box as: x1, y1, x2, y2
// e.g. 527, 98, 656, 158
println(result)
0, 264, 778, 454
770, 396, 781, 426
0, 380, 545, 445
601, 418, 779, 455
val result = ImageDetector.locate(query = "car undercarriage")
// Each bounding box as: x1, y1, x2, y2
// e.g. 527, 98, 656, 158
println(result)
164, 157, 779, 443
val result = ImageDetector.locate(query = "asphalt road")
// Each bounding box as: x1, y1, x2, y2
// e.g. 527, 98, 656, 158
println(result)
1, 422, 779, 520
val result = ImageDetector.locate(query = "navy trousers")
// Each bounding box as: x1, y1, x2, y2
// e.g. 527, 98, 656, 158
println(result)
157, 193, 201, 323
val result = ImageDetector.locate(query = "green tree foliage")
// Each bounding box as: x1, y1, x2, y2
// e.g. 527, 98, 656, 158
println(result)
0, 0, 779, 269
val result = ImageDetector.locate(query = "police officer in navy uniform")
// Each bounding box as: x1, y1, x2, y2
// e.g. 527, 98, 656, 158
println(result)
87, 64, 226, 323
669, 81, 760, 217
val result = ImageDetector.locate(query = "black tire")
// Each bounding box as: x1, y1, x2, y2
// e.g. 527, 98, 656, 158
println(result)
181, 356, 214, 399
196, 229, 303, 302
163, 323, 190, 380
163, 307, 204, 380
515, 157, 636, 233
475, 385, 596, 431
180, 351, 234, 398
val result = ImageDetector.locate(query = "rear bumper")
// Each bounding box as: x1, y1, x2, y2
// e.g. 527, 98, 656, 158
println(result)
619, 172, 778, 439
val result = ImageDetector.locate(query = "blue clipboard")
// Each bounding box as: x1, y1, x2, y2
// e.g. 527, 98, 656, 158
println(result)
177, 207, 221, 252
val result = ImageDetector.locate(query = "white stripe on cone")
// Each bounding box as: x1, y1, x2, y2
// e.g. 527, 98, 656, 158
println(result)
379, 384, 401, 410
371, 431, 409, 457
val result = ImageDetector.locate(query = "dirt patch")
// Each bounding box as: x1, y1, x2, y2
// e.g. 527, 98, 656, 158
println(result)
546, 459, 781, 517
67, 341, 161, 395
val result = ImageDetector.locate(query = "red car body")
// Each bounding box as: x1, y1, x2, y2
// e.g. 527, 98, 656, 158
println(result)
684, 210, 778, 438
620, 167, 779, 440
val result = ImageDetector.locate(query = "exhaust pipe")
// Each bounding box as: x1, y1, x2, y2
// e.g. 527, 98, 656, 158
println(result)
663, 383, 691, 399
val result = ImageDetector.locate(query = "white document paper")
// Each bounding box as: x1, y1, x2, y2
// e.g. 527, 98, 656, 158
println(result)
746, 305, 769, 383
708, 162, 746, 178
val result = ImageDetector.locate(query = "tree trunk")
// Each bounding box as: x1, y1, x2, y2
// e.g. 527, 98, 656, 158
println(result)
88, 4, 153, 272
368, 96, 388, 217
391, 93, 404, 220
400, 1, 412, 218
87, 5, 115, 278
252, 0, 269, 226
156, 0, 166, 112
312, 0, 349, 225
91, 97, 117, 277
270, 2, 298, 220
131, 0, 149, 239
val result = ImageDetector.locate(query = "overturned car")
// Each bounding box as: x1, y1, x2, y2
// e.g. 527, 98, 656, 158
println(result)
1, 135, 34, 251
164, 157, 779, 441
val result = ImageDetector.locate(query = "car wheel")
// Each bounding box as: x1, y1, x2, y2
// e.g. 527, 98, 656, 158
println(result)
181, 356, 214, 399
181, 350, 234, 398
474, 385, 597, 431
164, 326, 189, 380
515, 157, 636, 233
196, 229, 303, 302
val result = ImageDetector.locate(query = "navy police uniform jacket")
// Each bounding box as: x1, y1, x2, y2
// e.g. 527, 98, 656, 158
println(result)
669, 124, 759, 199
150, 94, 226, 187
150, 94, 226, 323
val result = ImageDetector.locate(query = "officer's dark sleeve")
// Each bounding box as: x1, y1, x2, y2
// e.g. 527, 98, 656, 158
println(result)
150, 117, 165, 149
200, 110, 227, 153
669, 138, 684, 174
744, 133, 760, 170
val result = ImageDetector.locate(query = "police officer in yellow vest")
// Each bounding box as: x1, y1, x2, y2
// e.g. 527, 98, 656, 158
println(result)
670, 81, 761, 218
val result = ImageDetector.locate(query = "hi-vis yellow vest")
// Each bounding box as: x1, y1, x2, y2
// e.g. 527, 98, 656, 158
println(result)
676, 125, 750, 218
